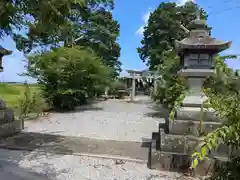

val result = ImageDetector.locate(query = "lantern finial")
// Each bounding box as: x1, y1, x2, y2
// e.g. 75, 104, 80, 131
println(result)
196, 8, 200, 20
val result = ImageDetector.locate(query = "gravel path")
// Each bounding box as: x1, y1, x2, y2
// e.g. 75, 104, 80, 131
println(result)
24, 96, 165, 142
0, 149, 182, 180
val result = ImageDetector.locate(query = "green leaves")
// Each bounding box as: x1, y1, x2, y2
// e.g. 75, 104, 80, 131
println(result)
25, 46, 111, 110
190, 63, 240, 171
75, 7, 121, 78
138, 1, 207, 70
1, 0, 115, 55
169, 93, 185, 121
190, 125, 233, 169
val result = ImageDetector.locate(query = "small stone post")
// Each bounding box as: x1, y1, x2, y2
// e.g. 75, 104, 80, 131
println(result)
131, 72, 136, 101
104, 87, 109, 96
153, 77, 157, 95
153, 74, 161, 96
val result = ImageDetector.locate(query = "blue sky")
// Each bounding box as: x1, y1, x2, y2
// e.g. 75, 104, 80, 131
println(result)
1, 0, 240, 82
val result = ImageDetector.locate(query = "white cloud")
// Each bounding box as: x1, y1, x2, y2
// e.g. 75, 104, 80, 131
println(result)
136, 26, 144, 36
136, 9, 152, 36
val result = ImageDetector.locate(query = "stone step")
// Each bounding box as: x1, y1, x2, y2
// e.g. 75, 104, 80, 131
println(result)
0, 132, 149, 161
176, 107, 219, 122
150, 150, 228, 176
169, 119, 221, 136
159, 130, 230, 157
0, 121, 22, 138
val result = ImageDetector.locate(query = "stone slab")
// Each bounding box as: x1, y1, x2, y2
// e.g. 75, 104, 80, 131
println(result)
176, 107, 219, 122
0, 121, 21, 138
150, 151, 215, 176
178, 69, 215, 77
0, 132, 149, 160
169, 120, 221, 136
181, 95, 207, 108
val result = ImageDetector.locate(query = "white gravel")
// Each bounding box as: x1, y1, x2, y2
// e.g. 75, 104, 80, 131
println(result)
0, 149, 181, 180
24, 97, 165, 142
0, 97, 189, 180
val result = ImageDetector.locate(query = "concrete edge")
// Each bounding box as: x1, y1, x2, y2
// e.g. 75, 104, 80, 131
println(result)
0, 145, 147, 164
72, 153, 147, 164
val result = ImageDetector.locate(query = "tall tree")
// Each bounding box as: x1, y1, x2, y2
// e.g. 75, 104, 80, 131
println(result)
137, 1, 207, 70
0, 0, 114, 53
75, 7, 121, 78
141, 2, 207, 110
6, 0, 121, 77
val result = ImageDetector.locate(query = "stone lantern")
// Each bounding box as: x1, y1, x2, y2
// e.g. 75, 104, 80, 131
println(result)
149, 14, 232, 176
0, 45, 21, 137
175, 16, 231, 107
0, 45, 12, 72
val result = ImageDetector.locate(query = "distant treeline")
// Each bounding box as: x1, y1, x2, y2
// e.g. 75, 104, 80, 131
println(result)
5, 82, 38, 85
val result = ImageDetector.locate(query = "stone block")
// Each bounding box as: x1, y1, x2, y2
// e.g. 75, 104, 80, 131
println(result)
169, 120, 221, 136
161, 134, 186, 154
210, 144, 231, 157
150, 151, 215, 176
230, 147, 240, 156
193, 158, 215, 176
0, 99, 7, 109
176, 107, 219, 122
160, 132, 203, 154
151, 151, 173, 171
0, 108, 15, 125
182, 95, 206, 108
185, 136, 204, 154
0, 121, 21, 138
160, 133, 230, 157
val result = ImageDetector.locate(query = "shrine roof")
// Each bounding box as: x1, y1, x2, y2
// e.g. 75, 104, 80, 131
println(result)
126, 69, 144, 73
0, 45, 12, 55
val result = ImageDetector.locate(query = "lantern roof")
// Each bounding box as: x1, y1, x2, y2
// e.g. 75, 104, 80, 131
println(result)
175, 12, 232, 53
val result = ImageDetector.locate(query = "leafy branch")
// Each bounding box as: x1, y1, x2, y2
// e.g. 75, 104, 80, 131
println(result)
191, 125, 233, 169
169, 93, 185, 121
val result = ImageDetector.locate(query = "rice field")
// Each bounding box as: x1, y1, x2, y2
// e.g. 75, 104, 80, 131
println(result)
0, 83, 41, 109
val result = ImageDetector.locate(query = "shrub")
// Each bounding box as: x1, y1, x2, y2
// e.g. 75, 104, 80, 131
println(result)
14, 83, 48, 120
109, 80, 127, 95
25, 46, 111, 110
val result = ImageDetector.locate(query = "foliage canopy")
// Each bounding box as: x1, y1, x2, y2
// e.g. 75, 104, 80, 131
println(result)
25, 46, 111, 110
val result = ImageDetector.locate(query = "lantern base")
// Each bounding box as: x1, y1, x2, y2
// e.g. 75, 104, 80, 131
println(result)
178, 69, 215, 77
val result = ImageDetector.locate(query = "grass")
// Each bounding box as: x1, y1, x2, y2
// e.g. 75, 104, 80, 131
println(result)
0, 83, 41, 109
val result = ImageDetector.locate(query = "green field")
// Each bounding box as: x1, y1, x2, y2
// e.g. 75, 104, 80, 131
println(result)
0, 83, 41, 109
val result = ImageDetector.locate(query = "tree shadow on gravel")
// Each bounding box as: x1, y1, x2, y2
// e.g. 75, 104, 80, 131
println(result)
51, 101, 104, 114
145, 104, 169, 120
0, 131, 150, 161
0, 159, 55, 180
0, 133, 70, 180
0, 132, 74, 155
0, 132, 78, 179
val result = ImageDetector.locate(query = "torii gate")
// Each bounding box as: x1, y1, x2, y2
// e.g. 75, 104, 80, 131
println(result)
124, 69, 161, 101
